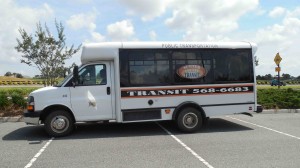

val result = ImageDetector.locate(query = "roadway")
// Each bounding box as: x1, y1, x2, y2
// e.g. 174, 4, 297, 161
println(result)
1, 112, 300, 168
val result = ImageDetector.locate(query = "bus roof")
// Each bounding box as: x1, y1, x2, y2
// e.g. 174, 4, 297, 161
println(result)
81, 42, 257, 64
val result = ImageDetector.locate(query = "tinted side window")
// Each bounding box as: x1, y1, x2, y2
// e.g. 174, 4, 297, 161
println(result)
120, 50, 170, 86
172, 50, 213, 84
213, 49, 253, 83
119, 48, 253, 87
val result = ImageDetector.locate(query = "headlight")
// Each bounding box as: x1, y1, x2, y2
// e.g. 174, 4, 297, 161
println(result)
27, 96, 35, 112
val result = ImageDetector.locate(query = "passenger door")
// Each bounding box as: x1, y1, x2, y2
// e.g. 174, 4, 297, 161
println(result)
70, 62, 113, 121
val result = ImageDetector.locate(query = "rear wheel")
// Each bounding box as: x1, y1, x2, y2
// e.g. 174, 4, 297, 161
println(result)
44, 110, 74, 137
176, 107, 203, 133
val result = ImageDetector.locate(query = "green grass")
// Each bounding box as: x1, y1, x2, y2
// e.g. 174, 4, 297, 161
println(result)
257, 85, 300, 89
0, 87, 41, 96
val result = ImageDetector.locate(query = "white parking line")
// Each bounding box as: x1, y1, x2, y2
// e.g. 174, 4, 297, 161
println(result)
227, 116, 300, 140
156, 122, 214, 168
24, 137, 54, 168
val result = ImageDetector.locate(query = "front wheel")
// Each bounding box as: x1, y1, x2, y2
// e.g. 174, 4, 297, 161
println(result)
44, 110, 74, 137
176, 107, 203, 133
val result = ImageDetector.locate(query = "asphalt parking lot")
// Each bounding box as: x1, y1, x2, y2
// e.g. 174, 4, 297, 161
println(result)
1, 112, 300, 168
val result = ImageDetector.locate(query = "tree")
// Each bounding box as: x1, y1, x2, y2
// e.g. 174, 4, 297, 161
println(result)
282, 73, 291, 80
264, 74, 273, 80
15, 20, 81, 85
254, 56, 259, 66
256, 75, 263, 80
16, 73, 23, 78
4, 72, 12, 76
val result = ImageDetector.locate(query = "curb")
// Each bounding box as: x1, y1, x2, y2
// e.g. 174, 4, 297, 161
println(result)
262, 109, 300, 114
0, 116, 23, 122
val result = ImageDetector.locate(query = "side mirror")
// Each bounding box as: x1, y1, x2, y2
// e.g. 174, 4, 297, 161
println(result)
73, 66, 79, 87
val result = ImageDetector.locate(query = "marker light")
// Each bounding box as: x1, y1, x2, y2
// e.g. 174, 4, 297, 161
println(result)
165, 109, 171, 114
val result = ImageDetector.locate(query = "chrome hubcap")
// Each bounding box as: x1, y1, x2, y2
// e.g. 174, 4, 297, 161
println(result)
183, 113, 198, 128
51, 116, 69, 133
53, 118, 66, 130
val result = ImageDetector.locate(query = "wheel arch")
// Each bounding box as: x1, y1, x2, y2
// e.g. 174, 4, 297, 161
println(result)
40, 104, 75, 124
172, 101, 206, 121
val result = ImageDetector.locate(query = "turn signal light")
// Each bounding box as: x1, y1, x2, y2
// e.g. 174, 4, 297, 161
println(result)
27, 105, 34, 112
165, 109, 171, 114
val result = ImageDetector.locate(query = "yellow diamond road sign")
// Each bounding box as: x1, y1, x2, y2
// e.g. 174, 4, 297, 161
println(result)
274, 53, 282, 65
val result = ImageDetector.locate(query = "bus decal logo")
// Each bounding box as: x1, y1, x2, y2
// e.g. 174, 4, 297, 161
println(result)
177, 65, 207, 79
121, 85, 254, 98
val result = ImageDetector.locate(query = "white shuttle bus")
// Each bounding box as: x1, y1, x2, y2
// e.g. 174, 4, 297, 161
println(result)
24, 42, 262, 137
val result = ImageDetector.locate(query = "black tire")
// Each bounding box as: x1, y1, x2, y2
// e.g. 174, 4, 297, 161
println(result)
44, 110, 74, 137
176, 107, 203, 133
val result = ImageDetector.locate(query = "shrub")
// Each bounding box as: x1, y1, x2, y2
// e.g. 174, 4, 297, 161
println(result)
0, 93, 10, 108
258, 88, 300, 109
11, 92, 26, 108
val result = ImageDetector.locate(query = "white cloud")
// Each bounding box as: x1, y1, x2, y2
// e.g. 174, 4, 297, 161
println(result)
72, 0, 93, 4
165, 10, 197, 30
66, 11, 105, 42
256, 8, 300, 45
254, 7, 300, 76
90, 32, 106, 42
149, 30, 157, 41
165, 0, 259, 41
119, 0, 171, 21
269, 7, 286, 18
0, 0, 54, 76
106, 20, 135, 41
67, 13, 96, 31
254, 6, 266, 16
255, 24, 286, 44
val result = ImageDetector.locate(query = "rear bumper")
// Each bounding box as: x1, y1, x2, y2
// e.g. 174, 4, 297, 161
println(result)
23, 111, 41, 125
255, 105, 263, 113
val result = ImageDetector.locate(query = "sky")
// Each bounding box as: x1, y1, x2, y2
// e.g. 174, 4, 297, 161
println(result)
0, 0, 300, 77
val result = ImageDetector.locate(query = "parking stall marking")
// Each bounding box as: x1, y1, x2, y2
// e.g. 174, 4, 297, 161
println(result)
24, 137, 54, 168
156, 122, 214, 168
227, 116, 300, 140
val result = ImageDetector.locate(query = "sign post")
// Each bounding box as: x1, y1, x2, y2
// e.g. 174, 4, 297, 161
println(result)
274, 53, 282, 89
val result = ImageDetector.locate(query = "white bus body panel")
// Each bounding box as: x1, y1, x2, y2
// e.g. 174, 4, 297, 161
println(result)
29, 87, 72, 114
121, 84, 255, 120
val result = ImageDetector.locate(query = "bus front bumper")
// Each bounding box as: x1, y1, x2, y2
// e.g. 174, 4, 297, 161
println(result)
23, 111, 41, 125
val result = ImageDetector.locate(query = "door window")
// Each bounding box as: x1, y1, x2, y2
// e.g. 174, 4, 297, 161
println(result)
78, 64, 106, 85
